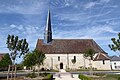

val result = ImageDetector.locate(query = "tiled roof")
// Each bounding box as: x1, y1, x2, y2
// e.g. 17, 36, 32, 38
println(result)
94, 53, 110, 61
36, 39, 106, 54
110, 56, 120, 61
0, 54, 5, 61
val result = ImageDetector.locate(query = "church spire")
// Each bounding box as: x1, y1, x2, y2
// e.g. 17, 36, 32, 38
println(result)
44, 9, 52, 44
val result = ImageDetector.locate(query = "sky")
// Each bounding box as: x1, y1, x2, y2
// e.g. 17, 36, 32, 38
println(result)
0, 0, 120, 63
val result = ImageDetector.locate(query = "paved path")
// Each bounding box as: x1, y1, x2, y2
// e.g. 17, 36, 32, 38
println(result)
53, 73, 80, 80
53, 69, 80, 80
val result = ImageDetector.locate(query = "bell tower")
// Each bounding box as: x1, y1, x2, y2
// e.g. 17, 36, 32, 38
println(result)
44, 10, 52, 44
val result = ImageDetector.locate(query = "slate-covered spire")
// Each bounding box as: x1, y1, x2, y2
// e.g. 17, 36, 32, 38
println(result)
44, 10, 52, 44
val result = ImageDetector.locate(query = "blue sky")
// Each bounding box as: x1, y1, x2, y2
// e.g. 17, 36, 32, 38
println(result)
0, 0, 120, 62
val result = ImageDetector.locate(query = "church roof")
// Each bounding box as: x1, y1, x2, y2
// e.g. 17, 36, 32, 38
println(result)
94, 53, 110, 61
36, 39, 106, 54
0, 53, 5, 61
110, 56, 120, 61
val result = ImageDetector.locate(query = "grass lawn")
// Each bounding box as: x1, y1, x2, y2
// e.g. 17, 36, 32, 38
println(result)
91, 74, 120, 80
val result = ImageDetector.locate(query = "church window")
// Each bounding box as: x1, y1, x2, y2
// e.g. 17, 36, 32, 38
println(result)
103, 60, 105, 65
58, 56, 60, 61
74, 56, 76, 61
114, 63, 116, 65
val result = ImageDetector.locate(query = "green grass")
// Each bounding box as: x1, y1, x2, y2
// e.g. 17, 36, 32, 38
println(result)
91, 74, 120, 80
78, 74, 93, 80
66, 69, 120, 72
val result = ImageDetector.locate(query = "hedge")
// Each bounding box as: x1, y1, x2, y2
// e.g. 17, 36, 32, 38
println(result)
42, 74, 53, 80
78, 74, 93, 80
25, 73, 53, 80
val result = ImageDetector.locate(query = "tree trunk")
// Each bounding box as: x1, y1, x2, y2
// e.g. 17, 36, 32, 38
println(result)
37, 65, 40, 77
14, 65, 16, 80
83, 58, 86, 70
7, 65, 10, 80
11, 60, 15, 79
11, 65, 13, 79
89, 59, 92, 75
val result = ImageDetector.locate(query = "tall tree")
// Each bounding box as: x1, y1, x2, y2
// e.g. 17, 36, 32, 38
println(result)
23, 52, 36, 68
83, 48, 95, 75
23, 50, 46, 77
108, 33, 120, 55
33, 50, 46, 77
6, 34, 29, 79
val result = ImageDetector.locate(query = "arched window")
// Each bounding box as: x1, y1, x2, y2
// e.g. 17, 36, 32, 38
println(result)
103, 60, 105, 65
74, 56, 76, 61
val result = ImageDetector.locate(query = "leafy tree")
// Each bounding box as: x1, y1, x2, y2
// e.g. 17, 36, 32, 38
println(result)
83, 48, 95, 60
23, 50, 46, 77
7, 34, 29, 64
33, 50, 46, 76
0, 53, 12, 69
71, 59, 76, 64
71, 58, 76, 69
23, 52, 36, 68
6, 34, 29, 79
83, 48, 95, 75
108, 33, 120, 55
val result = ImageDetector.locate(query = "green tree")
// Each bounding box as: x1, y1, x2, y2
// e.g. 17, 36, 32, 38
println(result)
23, 50, 46, 77
33, 50, 46, 77
71, 59, 76, 69
0, 53, 12, 69
23, 52, 36, 68
6, 34, 29, 79
71, 59, 76, 64
83, 48, 95, 75
108, 33, 120, 55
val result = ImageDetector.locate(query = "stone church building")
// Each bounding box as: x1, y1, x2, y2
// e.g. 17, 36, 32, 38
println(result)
36, 10, 111, 70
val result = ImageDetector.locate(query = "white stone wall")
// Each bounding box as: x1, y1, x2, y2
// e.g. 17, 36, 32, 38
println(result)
111, 61, 120, 70
93, 60, 111, 70
43, 53, 111, 70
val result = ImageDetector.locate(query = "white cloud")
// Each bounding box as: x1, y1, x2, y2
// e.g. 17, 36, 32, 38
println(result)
10, 24, 17, 28
84, 2, 97, 9
54, 10, 112, 26
84, 0, 111, 9
53, 21, 119, 42
17, 25, 24, 30
51, 0, 75, 8
0, 1, 48, 14
100, 0, 110, 3
0, 24, 44, 51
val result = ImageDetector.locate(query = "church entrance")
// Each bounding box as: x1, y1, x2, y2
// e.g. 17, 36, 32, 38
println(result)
60, 63, 63, 69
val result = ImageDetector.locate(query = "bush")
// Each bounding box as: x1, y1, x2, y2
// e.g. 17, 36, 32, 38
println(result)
0, 67, 8, 71
26, 72, 53, 80
118, 77, 120, 80
26, 72, 37, 78
93, 73, 105, 77
78, 74, 93, 80
42, 74, 53, 80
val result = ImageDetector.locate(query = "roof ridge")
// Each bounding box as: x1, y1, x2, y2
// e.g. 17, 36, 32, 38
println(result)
38, 39, 94, 40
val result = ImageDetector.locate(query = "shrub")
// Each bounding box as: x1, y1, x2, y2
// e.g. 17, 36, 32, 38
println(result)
26, 72, 37, 78
42, 74, 53, 80
93, 73, 105, 77
78, 74, 93, 80
118, 77, 120, 80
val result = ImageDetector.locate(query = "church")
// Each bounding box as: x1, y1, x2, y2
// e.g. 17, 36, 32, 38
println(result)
36, 10, 111, 70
